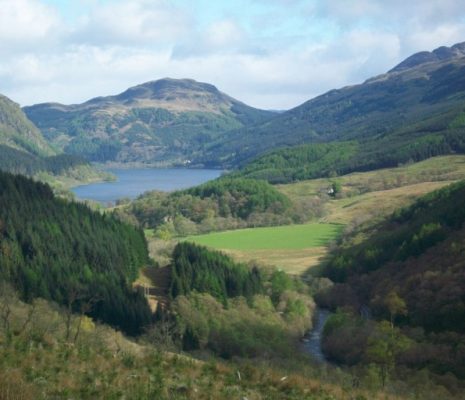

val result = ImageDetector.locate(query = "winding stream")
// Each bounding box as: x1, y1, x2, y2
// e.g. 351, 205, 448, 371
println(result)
302, 307, 332, 363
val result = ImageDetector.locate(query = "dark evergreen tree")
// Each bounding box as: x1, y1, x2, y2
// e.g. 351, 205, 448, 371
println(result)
170, 242, 263, 303
0, 171, 151, 335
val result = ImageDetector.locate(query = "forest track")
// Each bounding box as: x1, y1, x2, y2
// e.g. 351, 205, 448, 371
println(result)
135, 266, 172, 312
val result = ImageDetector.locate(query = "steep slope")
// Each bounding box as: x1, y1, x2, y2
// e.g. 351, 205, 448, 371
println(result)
0, 293, 405, 400
0, 171, 151, 334
0, 94, 98, 179
202, 42, 465, 171
317, 180, 465, 377
0, 94, 55, 157
24, 78, 275, 164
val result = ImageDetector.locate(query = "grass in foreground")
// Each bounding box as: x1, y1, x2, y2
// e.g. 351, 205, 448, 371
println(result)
0, 289, 407, 400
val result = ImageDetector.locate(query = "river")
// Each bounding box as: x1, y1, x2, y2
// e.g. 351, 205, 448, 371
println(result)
71, 168, 222, 204
302, 307, 332, 363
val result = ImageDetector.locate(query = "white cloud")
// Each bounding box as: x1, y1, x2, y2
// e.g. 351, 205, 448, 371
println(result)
318, 0, 465, 27
172, 19, 251, 59
403, 23, 465, 54
0, 0, 62, 52
0, 0, 464, 110
70, 0, 190, 46
206, 19, 245, 48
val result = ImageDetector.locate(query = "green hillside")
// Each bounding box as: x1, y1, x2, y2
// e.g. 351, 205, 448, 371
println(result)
0, 291, 403, 400
122, 177, 296, 236
0, 171, 151, 334
24, 78, 275, 164
0, 94, 55, 157
234, 142, 359, 183
0, 93, 101, 182
201, 42, 465, 176
316, 180, 465, 378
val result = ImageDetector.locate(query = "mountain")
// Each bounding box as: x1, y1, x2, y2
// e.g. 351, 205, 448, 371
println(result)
0, 93, 102, 180
24, 78, 275, 164
0, 94, 55, 157
200, 42, 465, 174
389, 42, 465, 72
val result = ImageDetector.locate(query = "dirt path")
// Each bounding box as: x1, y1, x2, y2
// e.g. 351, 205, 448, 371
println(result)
135, 266, 172, 312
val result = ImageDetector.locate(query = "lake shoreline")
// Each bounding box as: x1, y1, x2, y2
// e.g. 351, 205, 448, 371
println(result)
93, 161, 227, 171
71, 167, 223, 204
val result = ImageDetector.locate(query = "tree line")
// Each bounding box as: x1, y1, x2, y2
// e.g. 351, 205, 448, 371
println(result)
0, 144, 89, 176
234, 125, 465, 184
170, 242, 263, 303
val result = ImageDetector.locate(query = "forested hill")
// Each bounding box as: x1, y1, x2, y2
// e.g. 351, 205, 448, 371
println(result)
0, 94, 55, 157
122, 177, 298, 236
0, 93, 92, 176
200, 42, 465, 174
0, 144, 92, 177
24, 78, 275, 164
0, 171, 151, 334
317, 180, 465, 377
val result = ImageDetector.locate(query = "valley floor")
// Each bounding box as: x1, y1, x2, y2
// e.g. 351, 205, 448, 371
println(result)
176, 155, 465, 273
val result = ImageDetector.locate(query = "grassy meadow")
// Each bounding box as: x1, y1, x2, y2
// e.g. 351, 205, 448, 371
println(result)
278, 155, 465, 225
184, 223, 342, 250
184, 223, 343, 274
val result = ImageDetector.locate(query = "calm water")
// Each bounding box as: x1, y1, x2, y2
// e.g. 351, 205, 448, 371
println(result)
72, 168, 222, 204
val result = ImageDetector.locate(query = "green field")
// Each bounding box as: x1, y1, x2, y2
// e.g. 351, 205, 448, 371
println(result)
184, 223, 343, 251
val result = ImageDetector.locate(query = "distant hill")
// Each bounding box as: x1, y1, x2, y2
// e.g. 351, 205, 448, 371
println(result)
201, 42, 465, 174
24, 78, 275, 164
389, 42, 465, 72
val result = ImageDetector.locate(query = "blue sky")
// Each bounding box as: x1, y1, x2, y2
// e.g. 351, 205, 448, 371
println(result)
1, 0, 465, 109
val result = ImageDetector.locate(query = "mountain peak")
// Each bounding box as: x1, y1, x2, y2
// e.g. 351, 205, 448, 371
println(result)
114, 78, 222, 103
389, 41, 465, 73
23, 78, 274, 164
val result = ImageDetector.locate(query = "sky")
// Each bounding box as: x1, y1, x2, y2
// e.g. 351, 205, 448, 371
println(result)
1, 0, 465, 110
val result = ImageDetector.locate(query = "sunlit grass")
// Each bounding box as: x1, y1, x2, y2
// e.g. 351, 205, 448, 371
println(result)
184, 223, 343, 251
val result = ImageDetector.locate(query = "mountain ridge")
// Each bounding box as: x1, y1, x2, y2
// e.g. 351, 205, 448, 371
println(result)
198, 41, 465, 172
389, 41, 465, 72
24, 78, 275, 164
0, 93, 110, 183
21, 42, 465, 171
34, 78, 244, 113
